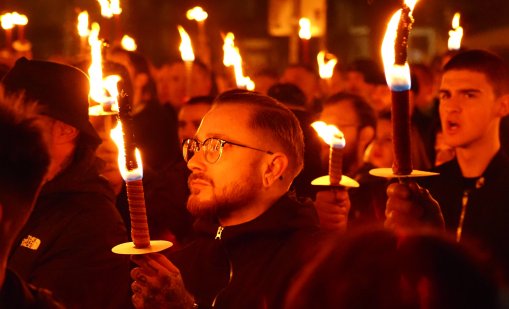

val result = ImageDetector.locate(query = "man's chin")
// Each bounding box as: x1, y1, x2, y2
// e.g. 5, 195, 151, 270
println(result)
187, 195, 216, 217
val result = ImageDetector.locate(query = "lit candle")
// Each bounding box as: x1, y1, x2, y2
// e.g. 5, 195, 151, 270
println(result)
11, 12, 28, 42
97, 0, 122, 40
77, 11, 90, 55
317, 51, 338, 95
110, 87, 150, 248
298, 18, 311, 65
448, 12, 463, 51
186, 6, 210, 67
222, 32, 255, 91
121, 34, 137, 51
381, 0, 418, 176
1, 13, 14, 49
177, 25, 195, 99
312, 121, 346, 185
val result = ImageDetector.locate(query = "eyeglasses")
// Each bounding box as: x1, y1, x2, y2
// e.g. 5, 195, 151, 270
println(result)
182, 137, 274, 164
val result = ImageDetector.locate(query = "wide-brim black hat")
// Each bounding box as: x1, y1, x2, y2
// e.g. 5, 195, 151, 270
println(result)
1, 57, 101, 146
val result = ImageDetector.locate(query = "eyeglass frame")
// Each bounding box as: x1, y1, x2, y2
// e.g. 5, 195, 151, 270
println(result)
182, 137, 274, 164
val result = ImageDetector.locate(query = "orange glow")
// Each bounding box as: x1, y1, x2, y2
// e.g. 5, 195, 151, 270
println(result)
298, 18, 311, 40
97, 0, 122, 18
1, 13, 15, 30
222, 32, 255, 90
121, 34, 137, 51
317, 51, 338, 79
11, 12, 28, 26
186, 6, 208, 22
311, 121, 346, 148
448, 13, 463, 51
110, 122, 143, 181
381, 0, 418, 91
177, 25, 195, 62
77, 11, 90, 38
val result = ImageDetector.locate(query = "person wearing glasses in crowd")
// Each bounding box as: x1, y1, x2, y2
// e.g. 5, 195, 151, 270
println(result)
130, 90, 325, 309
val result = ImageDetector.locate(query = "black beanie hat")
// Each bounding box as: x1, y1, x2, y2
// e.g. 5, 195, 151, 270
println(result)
1, 57, 101, 146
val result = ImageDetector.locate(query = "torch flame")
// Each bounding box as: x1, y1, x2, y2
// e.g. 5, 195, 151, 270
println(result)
110, 122, 143, 181
448, 12, 463, 51
381, 0, 418, 91
77, 11, 90, 37
88, 22, 121, 113
186, 6, 208, 22
311, 121, 346, 148
1, 13, 15, 30
11, 12, 28, 26
121, 34, 137, 51
178, 25, 195, 62
97, 0, 122, 18
222, 32, 255, 90
298, 18, 311, 40
317, 51, 338, 79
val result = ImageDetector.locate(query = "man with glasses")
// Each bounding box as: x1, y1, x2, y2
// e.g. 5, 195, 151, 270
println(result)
130, 90, 323, 308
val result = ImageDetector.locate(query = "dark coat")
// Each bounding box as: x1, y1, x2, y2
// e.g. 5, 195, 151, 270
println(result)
8, 147, 131, 309
169, 193, 322, 309
0, 268, 64, 309
421, 150, 509, 276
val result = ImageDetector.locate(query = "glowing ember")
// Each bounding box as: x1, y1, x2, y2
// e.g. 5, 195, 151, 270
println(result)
177, 25, 195, 62
298, 18, 311, 40
448, 13, 463, 51
77, 11, 90, 38
110, 122, 143, 181
222, 32, 255, 90
186, 6, 208, 22
317, 51, 338, 79
121, 34, 137, 51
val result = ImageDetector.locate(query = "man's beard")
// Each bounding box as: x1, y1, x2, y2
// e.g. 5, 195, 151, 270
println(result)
187, 172, 262, 218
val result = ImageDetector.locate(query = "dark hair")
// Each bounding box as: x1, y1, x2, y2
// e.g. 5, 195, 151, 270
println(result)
287, 228, 500, 309
214, 90, 304, 179
267, 83, 307, 108
347, 58, 385, 85
324, 92, 377, 131
0, 90, 50, 206
443, 49, 509, 96
185, 95, 215, 106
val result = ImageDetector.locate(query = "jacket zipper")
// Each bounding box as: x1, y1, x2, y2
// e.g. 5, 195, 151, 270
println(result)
215, 226, 224, 240
211, 225, 233, 308
456, 190, 469, 242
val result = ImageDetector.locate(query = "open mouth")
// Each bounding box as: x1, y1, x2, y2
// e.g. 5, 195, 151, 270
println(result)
445, 119, 460, 133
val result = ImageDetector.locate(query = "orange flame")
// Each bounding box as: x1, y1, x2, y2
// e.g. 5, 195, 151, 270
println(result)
317, 51, 338, 79
1, 13, 15, 30
97, 0, 122, 18
110, 122, 143, 181
177, 25, 195, 62
222, 32, 255, 90
448, 13, 463, 51
121, 34, 137, 51
299, 18, 311, 40
381, 0, 418, 91
186, 6, 208, 22
77, 11, 90, 38
311, 121, 346, 148
11, 12, 28, 26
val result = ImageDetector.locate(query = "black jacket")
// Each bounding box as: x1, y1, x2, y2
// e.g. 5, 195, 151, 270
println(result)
8, 147, 131, 309
421, 150, 509, 276
169, 193, 322, 309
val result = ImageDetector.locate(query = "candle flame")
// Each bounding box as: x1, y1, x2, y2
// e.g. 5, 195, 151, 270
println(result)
77, 11, 90, 38
121, 34, 137, 51
97, 0, 122, 18
11, 12, 28, 26
88, 23, 121, 113
186, 6, 208, 22
317, 51, 338, 79
110, 122, 143, 181
178, 25, 195, 62
298, 18, 311, 40
311, 121, 346, 148
381, 0, 418, 91
1, 13, 15, 30
448, 12, 463, 51
222, 32, 255, 90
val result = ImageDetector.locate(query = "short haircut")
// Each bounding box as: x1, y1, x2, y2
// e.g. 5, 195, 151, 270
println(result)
185, 95, 215, 106
324, 92, 377, 131
443, 49, 509, 97
0, 90, 50, 207
213, 90, 305, 179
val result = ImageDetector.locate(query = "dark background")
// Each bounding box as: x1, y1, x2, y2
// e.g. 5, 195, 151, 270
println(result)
1, 0, 508, 72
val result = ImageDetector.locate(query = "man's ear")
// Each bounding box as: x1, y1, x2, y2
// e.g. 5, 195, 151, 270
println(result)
54, 121, 79, 144
358, 126, 375, 149
262, 153, 288, 187
496, 94, 509, 117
